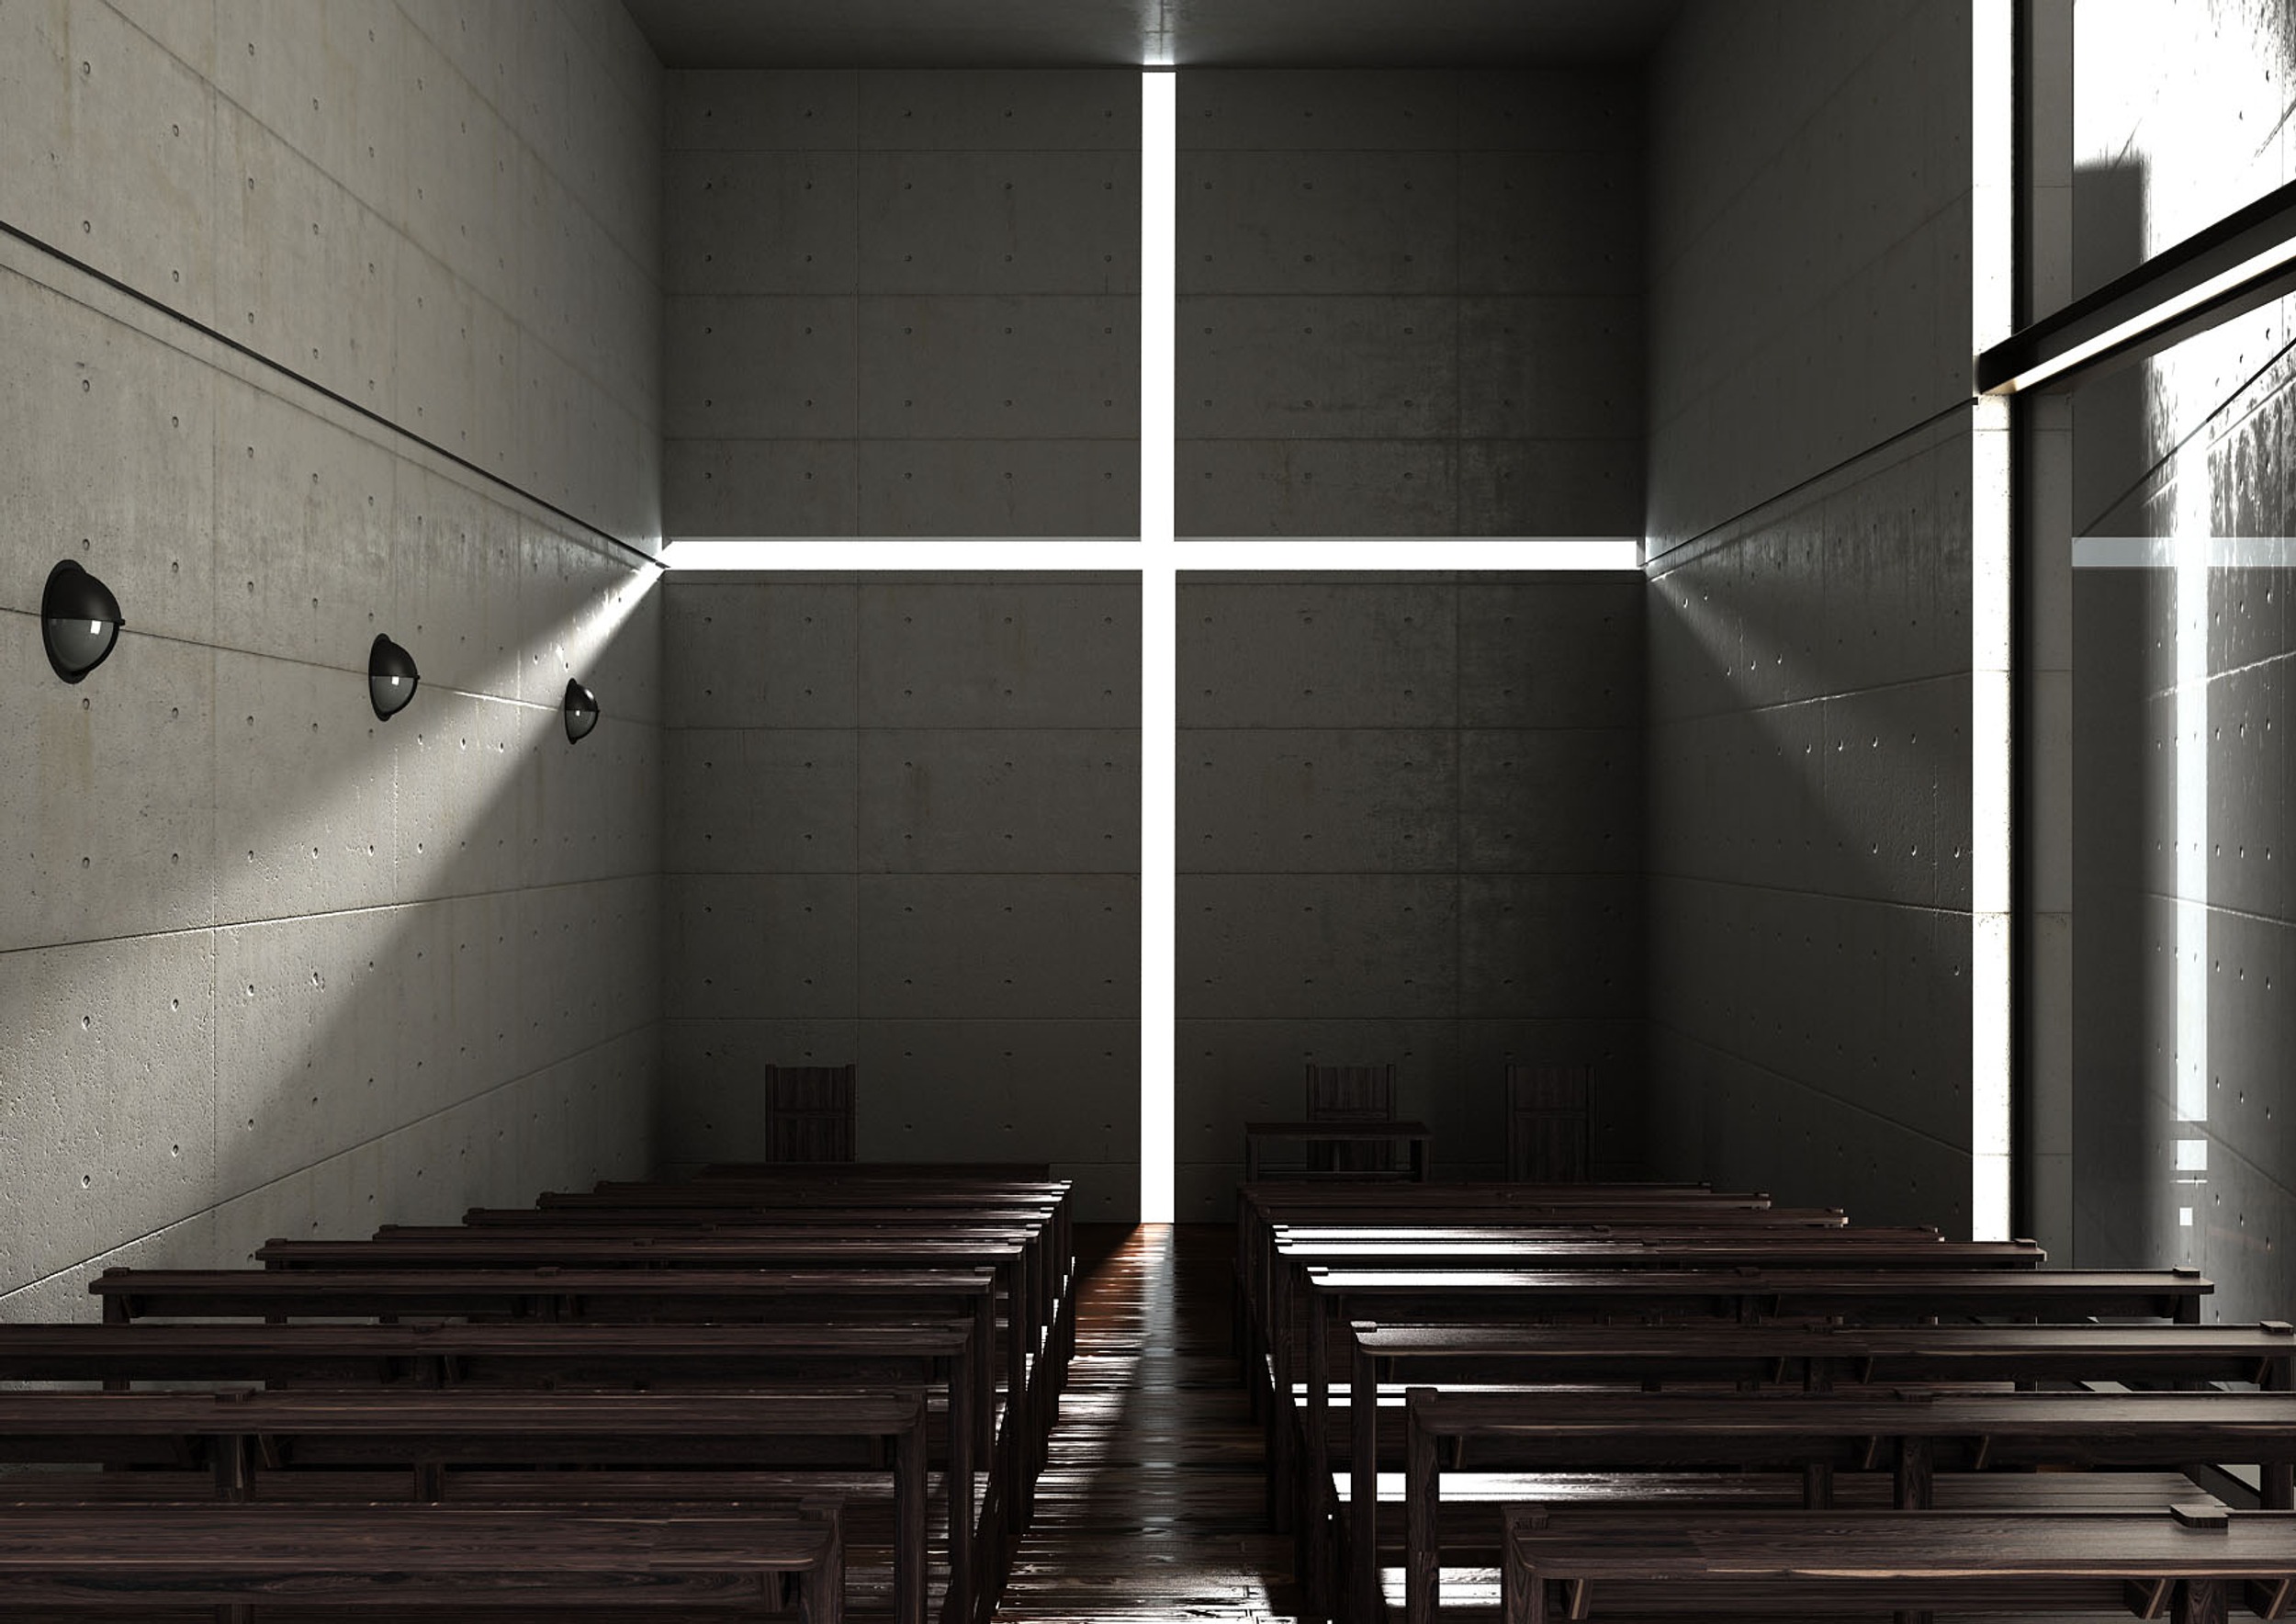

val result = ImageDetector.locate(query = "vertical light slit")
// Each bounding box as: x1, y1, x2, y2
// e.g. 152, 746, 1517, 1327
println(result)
1139, 67, 1177, 1223
1970, 0, 2016, 1241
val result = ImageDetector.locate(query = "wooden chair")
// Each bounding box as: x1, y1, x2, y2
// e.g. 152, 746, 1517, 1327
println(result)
1305, 1064, 1398, 1172
1506, 1064, 1592, 1182
765, 1063, 857, 1163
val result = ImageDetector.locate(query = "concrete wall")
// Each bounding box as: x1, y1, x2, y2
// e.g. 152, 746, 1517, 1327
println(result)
0, 0, 664, 1318
1175, 570, 1644, 1218
658, 572, 1142, 1217
659, 70, 1140, 536
1176, 70, 1643, 536
1643, 0, 1981, 1228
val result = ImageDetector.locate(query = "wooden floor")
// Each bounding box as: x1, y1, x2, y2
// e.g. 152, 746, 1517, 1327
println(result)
996, 1223, 1303, 1622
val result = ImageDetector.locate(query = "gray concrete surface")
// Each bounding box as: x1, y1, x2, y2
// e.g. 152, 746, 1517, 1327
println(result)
660, 70, 1142, 536
1176, 70, 1643, 536
1641, 0, 1980, 1231
0, 0, 664, 1317
658, 572, 1142, 1218
1175, 571, 1644, 1218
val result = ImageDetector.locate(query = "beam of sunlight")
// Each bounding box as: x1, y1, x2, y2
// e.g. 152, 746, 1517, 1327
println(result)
1968, 0, 2016, 1241
1140, 67, 1178, 1224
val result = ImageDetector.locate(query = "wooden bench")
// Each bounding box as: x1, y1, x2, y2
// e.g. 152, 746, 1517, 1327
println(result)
1340, 1318, 2296, 1624
1272, 1245, 2069, 1531
1289, 1263, 2211, 1618
248, 1227, 1057, 1528
1497, 1504, 2296, 1624
1405, 1386, 2296, 1624
92, 1263, 1000, 1619
0, 1387, 918, 1623
0, 1501, 845, 1622
1232, 1190, 1848, 1400
0, 1316, 983, 1624
695, 1163, 1053, 1181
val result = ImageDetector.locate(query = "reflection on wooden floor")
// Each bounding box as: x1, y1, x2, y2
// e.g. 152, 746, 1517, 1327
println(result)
996, 1223, 1303, 1622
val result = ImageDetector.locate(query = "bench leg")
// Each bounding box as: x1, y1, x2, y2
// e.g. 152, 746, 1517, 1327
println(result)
1501, 1546, 1543, 1624
808, 1515, 846, 1624
2178, 1579, 2227, 1624
1892, 1437, 1931, 1509
896, 1420, 928, 1624
1404, 1404, 1437, 1624
1801, 1460, 1832, 1509
1352, 1339, 1382, 1624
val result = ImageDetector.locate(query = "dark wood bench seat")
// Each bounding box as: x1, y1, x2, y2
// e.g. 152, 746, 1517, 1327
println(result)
1347, 1468, 2224, 1610
1328, 1315, 2296, 1617
693, 1164, 1053, 1180
92, 1266, 996, 1446
1498, 1504, 2296, 1624
1402, 1388, 2296, 1624
0, 1501, 845, 1622
0, 1387, 922, 1624
1349, 1320, 2296, 1393
1283, 1263, 2213, 1607
0, 1317, 983, 1624
246, 1235, 1051, 1482
0, 1472, 953, 1621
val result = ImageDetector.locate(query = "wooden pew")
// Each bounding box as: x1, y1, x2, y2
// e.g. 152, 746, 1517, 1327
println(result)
697, 1163, 1053, 1179
248, 1232, 1051, 1507
1407, 1387, 2296, 1624
568, 1179, 1076, 1298
541, 1174, 1076, 1352
1232, 1189, 1851, 1403
1290, 1263, 2210, 1619
94, 1265, 996, 1433
92, 1263, 1002, 1618
0, 1502, 846, 1622
0, 1388, 919, 1624
1342, 1317, 2296, 1624
1266, 1239, 2053, 1543
1498, 1504, 2296, 1624
0, 1316, 983, 1624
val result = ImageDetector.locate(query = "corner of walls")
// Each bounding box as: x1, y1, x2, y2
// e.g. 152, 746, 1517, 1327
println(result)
1641, 0, 1982, 1227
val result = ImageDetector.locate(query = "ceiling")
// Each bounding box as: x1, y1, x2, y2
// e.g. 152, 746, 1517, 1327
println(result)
620, 0, 1684, 70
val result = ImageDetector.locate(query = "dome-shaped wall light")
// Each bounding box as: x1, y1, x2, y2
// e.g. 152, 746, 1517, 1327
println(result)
41, 560, 124, 683
368, 634, 419, 720
563, 678, 600, 743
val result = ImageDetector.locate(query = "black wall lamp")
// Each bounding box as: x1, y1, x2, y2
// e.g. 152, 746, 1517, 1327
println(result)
368, 634, 420, 720
563, 678, 600, 743
41, 560, 124, 683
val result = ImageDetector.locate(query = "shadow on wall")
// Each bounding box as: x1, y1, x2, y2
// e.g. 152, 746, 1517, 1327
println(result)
2067, 148, 2165, 1277
2067, 153, 2296, 1314
1645, 413, 1976, 1232
0, 542, 661, 1320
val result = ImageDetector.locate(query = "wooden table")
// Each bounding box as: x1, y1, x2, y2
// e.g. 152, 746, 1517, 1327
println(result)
1244, 1122, 1433, 1182
1499, 1504, 2296, 1624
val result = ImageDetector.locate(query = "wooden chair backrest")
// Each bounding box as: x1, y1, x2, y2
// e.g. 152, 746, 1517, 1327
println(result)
1305, 1064, 1396, 1121
1306, 1064, 1398, 1171
1506, 1063, 1593, 1182
764, 1064, 856, 1163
